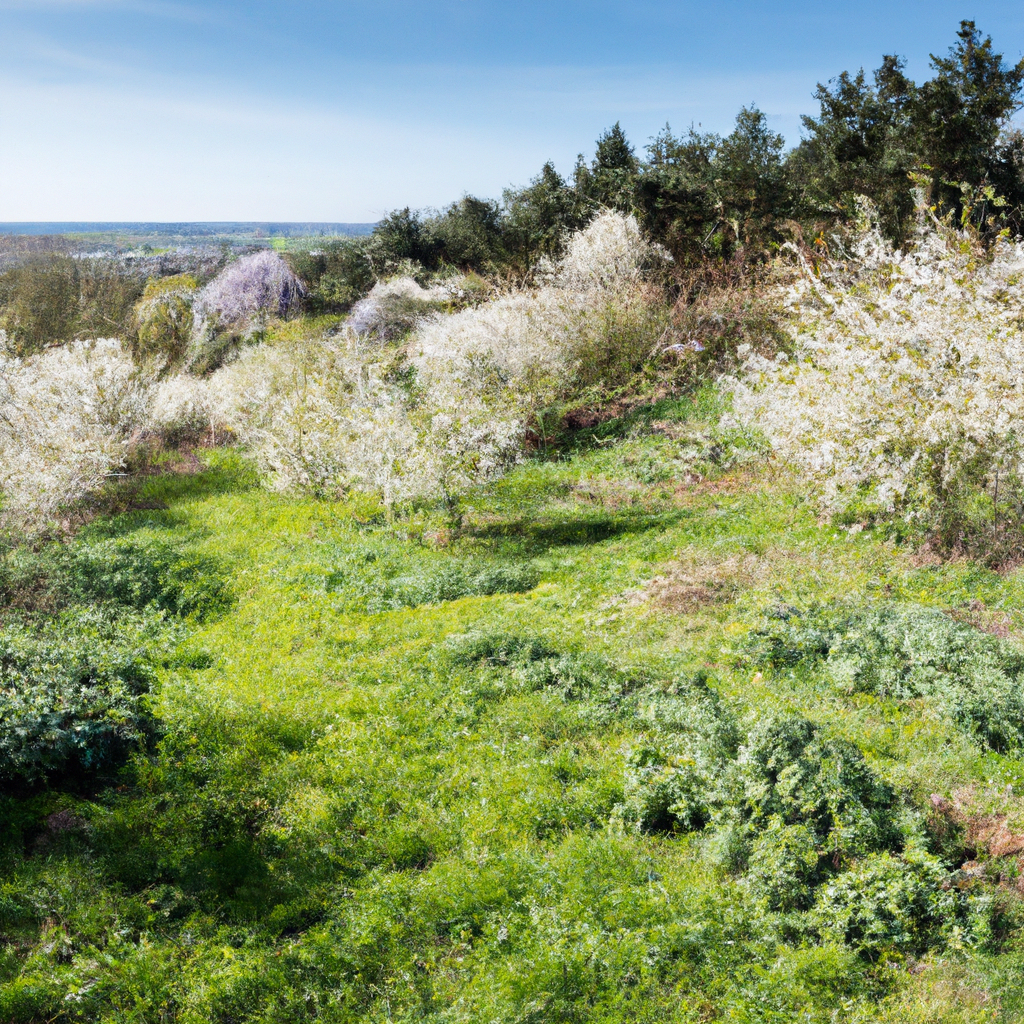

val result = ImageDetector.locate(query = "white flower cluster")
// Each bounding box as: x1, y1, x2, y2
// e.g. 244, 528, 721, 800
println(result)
728, 220, 1024, 521
0, 340, 153, 529
414, 210, 658, 415
150, 210, 654, 508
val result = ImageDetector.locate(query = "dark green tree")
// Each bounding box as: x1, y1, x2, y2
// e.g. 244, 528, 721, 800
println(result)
634, 126, 721, 263
914, 20, 1024, 223
792, 56, 917, 239
422, 196, 506, 271
577, 122, 640, 210
716, 106, 792, 247
502, 162, 587, 272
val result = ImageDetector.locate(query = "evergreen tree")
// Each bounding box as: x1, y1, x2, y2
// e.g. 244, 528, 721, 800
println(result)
792, 56, 917, 238
717, 107, 791, 247
914, 20, 1024, 222
502, 162, 586, 272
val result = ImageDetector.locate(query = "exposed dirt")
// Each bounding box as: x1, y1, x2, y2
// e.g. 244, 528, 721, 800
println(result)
628, 551, 764, 613
946, 599, 1017, 639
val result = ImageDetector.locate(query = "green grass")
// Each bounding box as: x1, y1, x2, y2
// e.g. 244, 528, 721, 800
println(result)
4, 394, 1024, 1021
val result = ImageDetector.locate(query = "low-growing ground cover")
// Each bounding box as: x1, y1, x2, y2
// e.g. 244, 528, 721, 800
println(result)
3, 395, 1024, 1021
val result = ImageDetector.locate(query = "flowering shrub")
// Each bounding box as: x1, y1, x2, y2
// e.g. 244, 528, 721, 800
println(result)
727, 219, 1024, 550
413, 210, 664, 417
186, 211, 660, 512
193, 250, 304, 331
189, 251, 305, 373
346, 276, 449, 341
149, 373, 216, 434
0, 339, 153, 531
205, 331, 523, 510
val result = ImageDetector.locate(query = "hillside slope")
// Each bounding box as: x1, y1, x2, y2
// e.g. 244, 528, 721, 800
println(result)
3, 391, 1024, 1022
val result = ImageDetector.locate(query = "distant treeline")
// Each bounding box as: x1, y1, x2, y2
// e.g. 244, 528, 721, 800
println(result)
0, 223, 376, 238
296, 19, 1024, 310
2, 20, 1023, 348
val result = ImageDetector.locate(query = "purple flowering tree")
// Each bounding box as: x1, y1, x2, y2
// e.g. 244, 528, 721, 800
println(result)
194, 250, 304, 331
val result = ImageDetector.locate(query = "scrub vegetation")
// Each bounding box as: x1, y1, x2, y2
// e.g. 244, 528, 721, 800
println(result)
4, 19, 1024, 1022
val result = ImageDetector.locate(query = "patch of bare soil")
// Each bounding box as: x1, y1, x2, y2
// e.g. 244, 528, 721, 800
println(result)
946, 599, 1017, 639
929, 789, 1024, 891
627, 550, 766, 613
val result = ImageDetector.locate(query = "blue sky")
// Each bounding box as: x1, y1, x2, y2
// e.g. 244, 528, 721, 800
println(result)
1, 1, 1022, 221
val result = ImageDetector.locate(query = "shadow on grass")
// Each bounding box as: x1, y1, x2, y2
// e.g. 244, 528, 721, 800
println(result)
78, 453, 260, 539
470, 507, 690, 552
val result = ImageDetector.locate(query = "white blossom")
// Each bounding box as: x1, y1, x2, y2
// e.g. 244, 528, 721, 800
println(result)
727, 218, 1024, 522
0, 340, 154, 530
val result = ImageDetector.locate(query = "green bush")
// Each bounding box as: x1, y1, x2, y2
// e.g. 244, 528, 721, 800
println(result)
734, 715, 902, 860
326, 555, 539, 612
0, 608, 171, 786
813, 850, 990, 957
444, 629, 557, 666
745, 816, 821, 911
0, 536, 231, 621
744, 602, 1024, 752
132, 273, 198, 369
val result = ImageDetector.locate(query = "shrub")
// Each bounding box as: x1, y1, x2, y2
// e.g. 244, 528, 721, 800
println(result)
813, 849, 989, 957
727, 219, 1024, 554
745, 816, 821, 910
413, 210, 665, 417
0, 256, 145, 358
326, 557, 539, 611
0, 608, 169, 786
444, 629, 556, 666
190, 251, 305, 371
744, 602, 1024, 752
0, 339, 154, 531
733, 715, 902, 860
288, 236, 375, 313
205, 332, 438, 504
149, 373, 215, 435
346, 276, 449, 342
193, 251, 304, 333
132, 274, 198, 370
619, 709, 902, 873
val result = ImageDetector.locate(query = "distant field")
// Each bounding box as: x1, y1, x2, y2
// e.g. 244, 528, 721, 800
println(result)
0, 222, 376, 238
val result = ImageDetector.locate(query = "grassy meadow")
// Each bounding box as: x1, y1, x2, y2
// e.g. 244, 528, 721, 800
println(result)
4, 390, 1024, 1022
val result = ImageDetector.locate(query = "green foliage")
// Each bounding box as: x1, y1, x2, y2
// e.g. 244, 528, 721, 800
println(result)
746, 816, 821, 911
813, 849, 990, 957
1, 535, 232, 621
792, 55, 918, 239
286, 236, 376, 313
745, 602, 1024, 753
502, 162, 588, 273
326, 552, 539, 611
0, 255, 145, 357
0, 608, 169, 786
915, 21, 1024, 225
795, 21, 1024, 238
0, 532, 229, 789
132, 273, 197, 369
